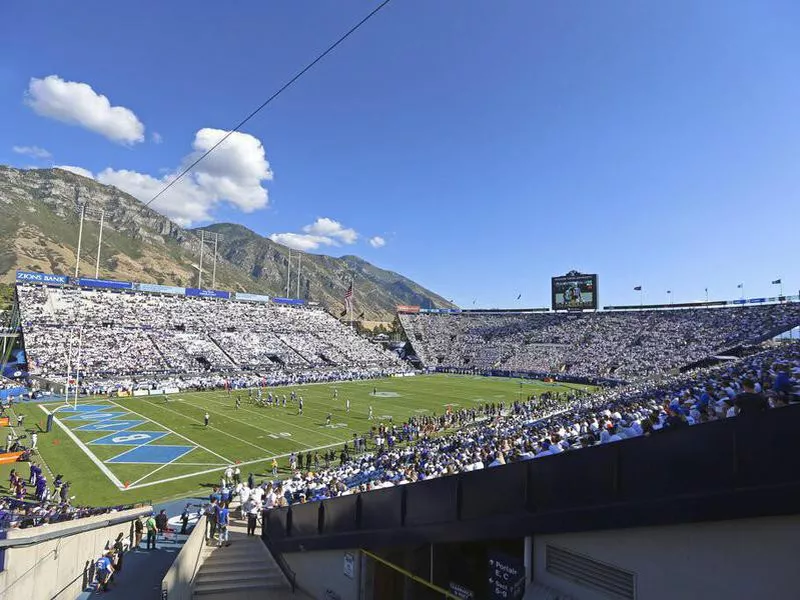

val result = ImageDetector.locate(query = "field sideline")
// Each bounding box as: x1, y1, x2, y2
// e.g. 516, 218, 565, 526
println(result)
4, 375, 593, 506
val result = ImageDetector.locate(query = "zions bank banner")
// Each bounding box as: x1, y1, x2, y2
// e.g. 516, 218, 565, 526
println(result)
185, 287, 231, 299
15, 270, 69, 285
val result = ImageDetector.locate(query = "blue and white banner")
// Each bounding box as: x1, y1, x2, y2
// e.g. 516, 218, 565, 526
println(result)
136, 282, 185, 295
185, 287, 231, 299
272, 297, 306, 305
15, 270, 69, 285
235, 292, 270, 303
78, 277, 133, 290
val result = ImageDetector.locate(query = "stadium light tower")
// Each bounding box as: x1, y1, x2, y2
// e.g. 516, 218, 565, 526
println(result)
74, 202, 87, 279
73, 202, 106, 280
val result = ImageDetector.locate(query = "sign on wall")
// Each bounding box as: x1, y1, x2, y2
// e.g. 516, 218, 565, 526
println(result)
488, 552, 525, 600
343, 552, 355, 579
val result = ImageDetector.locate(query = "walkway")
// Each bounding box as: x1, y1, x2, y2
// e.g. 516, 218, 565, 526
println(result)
192, 509, 299, 599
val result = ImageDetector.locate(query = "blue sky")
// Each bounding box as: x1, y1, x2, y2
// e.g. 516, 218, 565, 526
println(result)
1, 0, 799, 308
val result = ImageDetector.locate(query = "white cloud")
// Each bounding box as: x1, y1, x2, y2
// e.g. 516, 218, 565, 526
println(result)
55, 165, 95, 179
303, 217, 358, 244
25, 75, 145, 144
270, 217, 360, 252
93, 128, 272, 226
151, 131, 163, 144
13, 145, 52, 159
369, 236, 386, 248
269, 233, 332, 252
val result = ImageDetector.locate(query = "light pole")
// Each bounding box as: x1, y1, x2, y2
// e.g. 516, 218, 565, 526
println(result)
75, 203, 87, 279
198, 230, 205, 288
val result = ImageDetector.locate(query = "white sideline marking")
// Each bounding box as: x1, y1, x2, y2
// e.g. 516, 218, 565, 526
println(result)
107, 398, 233, 464
124, 438, 350, 491
39, 405, 126, 490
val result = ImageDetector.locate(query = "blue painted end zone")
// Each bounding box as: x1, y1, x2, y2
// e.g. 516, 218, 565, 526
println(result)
75, 419, 145, 432
63, 412, 128, 422
107, 445, 194, 464
89, 431, 168, 446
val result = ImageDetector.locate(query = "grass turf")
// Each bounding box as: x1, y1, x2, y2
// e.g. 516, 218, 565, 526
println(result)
2, 374, 594, 506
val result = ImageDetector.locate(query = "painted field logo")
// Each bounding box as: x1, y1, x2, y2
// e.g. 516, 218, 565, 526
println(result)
89, 431, 168, 446
371, 391, 401, 398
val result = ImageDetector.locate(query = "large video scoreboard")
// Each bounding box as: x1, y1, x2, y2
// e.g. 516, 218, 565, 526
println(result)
551, 272, 598, 311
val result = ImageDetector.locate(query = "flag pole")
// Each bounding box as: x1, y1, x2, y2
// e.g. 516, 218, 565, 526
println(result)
349, 279, 354, 324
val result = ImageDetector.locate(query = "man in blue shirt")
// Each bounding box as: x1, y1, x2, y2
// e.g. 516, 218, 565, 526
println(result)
217, 502, 230, 547
95, 551, 115, 591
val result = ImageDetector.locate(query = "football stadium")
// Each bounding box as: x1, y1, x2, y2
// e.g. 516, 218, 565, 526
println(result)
3, 3, 800, 600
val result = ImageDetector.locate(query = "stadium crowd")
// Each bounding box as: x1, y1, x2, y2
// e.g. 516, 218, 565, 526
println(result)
17, 285, 407, 391
239, 341, 799, 506
400, 305, 800, 380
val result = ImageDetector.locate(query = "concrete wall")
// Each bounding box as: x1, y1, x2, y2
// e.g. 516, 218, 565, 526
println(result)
161, 515, 207, 600
534, 515, 800, 600
0, 507, 149, 599
284, 548, 361, 600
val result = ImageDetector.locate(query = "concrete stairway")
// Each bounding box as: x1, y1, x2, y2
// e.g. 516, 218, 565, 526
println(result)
192, 515, 295, 599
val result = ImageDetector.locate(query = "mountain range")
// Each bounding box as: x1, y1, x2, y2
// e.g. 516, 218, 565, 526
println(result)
0, 165, 452, 321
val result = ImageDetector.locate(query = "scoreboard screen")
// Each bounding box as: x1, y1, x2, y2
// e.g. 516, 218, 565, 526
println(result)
552, 273, 598, 311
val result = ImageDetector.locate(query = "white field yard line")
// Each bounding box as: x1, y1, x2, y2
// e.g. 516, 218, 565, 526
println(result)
136, 396, 278, 456
39, 404, 126, 490
186, 394, 346, 443
106, 398, 233, 464
125, 438, 350, 491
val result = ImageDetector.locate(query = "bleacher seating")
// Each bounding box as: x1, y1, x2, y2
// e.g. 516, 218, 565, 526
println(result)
16, 285, 408, 387
399, 305, 800, 379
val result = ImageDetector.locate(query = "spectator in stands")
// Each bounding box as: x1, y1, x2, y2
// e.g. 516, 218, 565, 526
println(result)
145, 513, 158, 550
134, 516, 144, 548
113, 532, 126, 573
734, 378, 769, 417
95, 550, 115, 592
155, 509, 168, 539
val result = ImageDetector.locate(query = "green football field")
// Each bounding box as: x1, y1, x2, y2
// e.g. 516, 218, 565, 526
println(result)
3, 374, 593, 506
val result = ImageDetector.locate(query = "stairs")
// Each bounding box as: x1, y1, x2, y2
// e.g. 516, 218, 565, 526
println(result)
192, 516, 295, 599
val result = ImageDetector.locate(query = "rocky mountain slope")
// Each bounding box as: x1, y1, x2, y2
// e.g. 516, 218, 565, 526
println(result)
0, 166, 451, 320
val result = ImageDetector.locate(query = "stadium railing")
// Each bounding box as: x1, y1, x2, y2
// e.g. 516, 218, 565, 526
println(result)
262, 404, 800, 551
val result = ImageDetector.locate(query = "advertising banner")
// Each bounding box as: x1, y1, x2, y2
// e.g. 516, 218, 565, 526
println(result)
149, 389, 164, 396
78, 277, 133, 290
136, 283, 185, 295
132, 390, 149, 397
185, 287, 231, 299
164, 387, 180, 394
272, 297, 306, 305
235, 292, 271, 303
15, 270, 69, 285
396, 305, 421, 314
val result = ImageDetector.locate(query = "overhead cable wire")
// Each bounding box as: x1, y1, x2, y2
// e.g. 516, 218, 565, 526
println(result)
145, 0, 393, 208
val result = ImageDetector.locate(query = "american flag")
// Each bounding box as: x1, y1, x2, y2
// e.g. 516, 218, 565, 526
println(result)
344, 282, 353, 312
